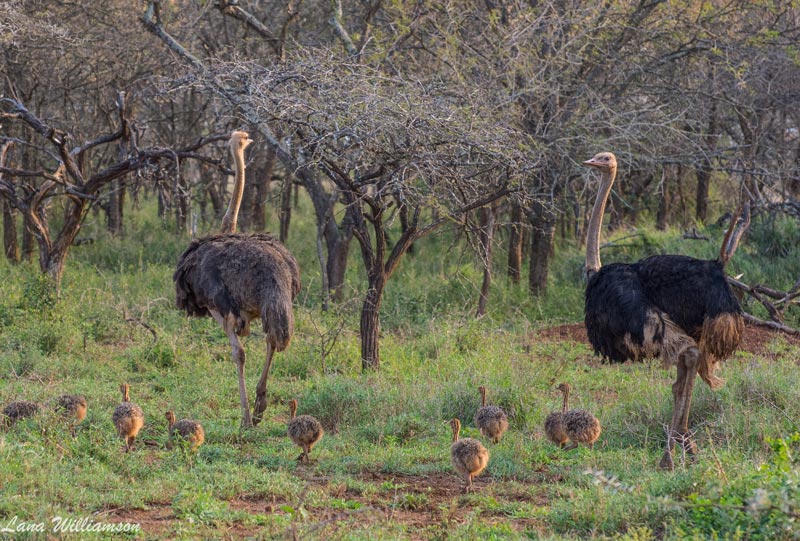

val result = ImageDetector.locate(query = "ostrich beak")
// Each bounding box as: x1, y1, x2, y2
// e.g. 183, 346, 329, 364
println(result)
583, 158, 601, 167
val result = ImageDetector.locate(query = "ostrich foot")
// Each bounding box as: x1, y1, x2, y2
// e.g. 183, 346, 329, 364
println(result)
659, 432, 697, 470
658, 450, 675, 471
252, 393, 268, 426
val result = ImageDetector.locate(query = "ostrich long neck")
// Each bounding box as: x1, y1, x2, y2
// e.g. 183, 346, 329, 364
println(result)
220, 141, 246, 234
585, 166, 617, 274
561, 388, 569, 413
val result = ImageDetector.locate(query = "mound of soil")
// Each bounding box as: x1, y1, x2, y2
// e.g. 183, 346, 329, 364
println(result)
535, 322, 800, 356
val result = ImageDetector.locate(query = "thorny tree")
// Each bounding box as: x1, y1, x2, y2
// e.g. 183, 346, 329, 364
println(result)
141, 4, 535, 368
0, 93, 230, 291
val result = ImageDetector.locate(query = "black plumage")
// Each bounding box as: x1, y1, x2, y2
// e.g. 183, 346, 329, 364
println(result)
585, 255, 741, 363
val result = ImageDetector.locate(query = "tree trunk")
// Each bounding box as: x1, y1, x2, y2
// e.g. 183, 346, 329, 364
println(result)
360, 273, 385, 370
205, 168, 224, 225
21, 221, 34, 262
695, 104, 718, 223
157, 185, 166, 219
476, 205, 497, 317
105, 179, 125, 235
175, 167, 189, 233
656, 166, 671, 231
528, 201, 556, 296
117, 180, 126, 235
398, 197, 415, 255
327, 217, 354, 301
507, 202, 523, 283
106, 185, 120, 235
250, 147, 275, 232
3, 200, 19, 263
279, 177, 292, 242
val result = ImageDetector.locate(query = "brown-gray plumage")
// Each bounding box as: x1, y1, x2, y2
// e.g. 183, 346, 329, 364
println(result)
165, 410, 205, 452
555, 383, 601, 450
56, 394, 87, 437
563, 409, 602, 450
449, 418, 489, 493
474, 385, 508, 444
173, 131, 301, 428
2, 400, 40, 426
112, 383, 144, 452
287, 398, 323, 463
544, 383, 570, 448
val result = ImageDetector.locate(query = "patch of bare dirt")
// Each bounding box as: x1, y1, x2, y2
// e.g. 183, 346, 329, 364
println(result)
534, 322, 800, 356
96, 471, 550, 539
98, 504, 173, 536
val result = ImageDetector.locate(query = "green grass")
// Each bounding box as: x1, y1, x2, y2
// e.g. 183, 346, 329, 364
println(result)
1, 199, 799, 539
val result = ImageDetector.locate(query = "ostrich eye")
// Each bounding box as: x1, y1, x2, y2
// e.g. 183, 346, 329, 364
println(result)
603, 157, 609, 161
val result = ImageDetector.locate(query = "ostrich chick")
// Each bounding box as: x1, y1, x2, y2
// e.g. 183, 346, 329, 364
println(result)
558, 383, 601, 450
287, 399, 323, 463
474, 385, 509, 444
2, 400, 40, 427
112, 383, 145, 452
450, 418, 489, 493
544, 383, 570, 448
56, 394, 87, 437
165, 411, 205, 452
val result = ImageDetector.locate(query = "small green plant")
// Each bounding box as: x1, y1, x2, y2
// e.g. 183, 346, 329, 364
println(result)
20, 273, 57, 312
394, 492, 429, 511
172, 487, 228, 524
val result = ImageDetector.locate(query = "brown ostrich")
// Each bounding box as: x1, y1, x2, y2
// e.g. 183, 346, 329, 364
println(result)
165, 411, 205, 452
174, 131, 301, 428
2, 400, 40, 427
55, 394, 87, 437
555, 383, 601, 450
582, 152, 749, 469
449, 418, 489, 493
112, 383, 145, 452
286, 398, 323, 463
474, 385, 509, 444
544, 383, 570, 448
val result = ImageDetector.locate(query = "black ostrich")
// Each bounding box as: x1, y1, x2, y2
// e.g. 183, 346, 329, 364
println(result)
582, 152, 749, 470
173, 131, 301, 428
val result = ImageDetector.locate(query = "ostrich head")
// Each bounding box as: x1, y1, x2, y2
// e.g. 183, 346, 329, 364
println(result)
288, 398, 298, 419
165, 410, 176, 429
583, 152, 617, 173
556, 383, 570, 393
230, 130, 253, 153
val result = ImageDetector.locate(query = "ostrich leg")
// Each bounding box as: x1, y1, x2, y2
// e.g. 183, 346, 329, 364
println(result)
211, 310, 253, 428
252, 341, 274, 425
659, 346, 700, 470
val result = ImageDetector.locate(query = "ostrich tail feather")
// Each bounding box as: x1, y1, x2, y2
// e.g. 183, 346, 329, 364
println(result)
698, 313, 744, 390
